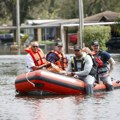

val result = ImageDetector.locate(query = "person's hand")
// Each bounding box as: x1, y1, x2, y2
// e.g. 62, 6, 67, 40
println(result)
66, 72, 72, 76
46, 62, 51, 68
73, 74, 79, 78
51, 63, 61, 72
66, 72, 75, 76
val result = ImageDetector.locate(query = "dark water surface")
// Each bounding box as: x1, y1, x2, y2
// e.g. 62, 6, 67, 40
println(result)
0, 54, 120, 120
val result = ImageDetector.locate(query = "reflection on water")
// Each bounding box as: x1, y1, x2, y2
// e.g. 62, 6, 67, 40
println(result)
0, 54, 120, 120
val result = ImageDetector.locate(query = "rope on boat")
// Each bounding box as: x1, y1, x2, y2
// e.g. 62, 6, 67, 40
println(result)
25, 72, 35, 87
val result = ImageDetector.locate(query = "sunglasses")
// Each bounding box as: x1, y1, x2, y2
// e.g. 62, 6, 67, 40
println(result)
32, 46, 39, 48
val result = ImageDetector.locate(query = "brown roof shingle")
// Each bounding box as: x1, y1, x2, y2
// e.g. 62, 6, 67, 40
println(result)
84, 11, 120, 22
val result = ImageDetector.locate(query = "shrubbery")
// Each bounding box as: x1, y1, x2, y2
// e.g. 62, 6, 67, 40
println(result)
83, 26, 111, 50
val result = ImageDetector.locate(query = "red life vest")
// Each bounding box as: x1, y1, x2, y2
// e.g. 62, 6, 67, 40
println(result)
25, 47, 46, 66
51, 50, 68, 70
91, 51, 104, 68
95, 57, 104, 67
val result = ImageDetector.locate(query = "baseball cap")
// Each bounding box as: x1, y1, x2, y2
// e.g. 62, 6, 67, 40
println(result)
55, 42, 63, 46
74, 45, 82, 51
91, 41, 99, 46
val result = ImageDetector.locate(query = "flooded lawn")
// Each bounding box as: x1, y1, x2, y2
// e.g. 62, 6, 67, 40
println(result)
0, 54, 120, 120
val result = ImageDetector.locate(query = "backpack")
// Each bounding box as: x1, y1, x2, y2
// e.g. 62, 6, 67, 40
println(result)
46, 52, 59, 63
71, 54, 98, 76
88, 54, 98, 76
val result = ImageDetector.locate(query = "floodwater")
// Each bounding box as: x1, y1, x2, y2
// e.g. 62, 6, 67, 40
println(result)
0, 54, 120, 120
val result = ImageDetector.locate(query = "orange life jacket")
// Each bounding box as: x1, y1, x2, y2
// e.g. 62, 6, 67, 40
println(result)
51, 50, 68, 70
25, 47, 46, 66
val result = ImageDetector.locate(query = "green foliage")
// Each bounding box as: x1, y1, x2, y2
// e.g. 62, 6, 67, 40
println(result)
1, 0, 120, 24
68, 27, 78, 33
39, 40, 55, 53
84, 0, 120, 16
84, 26, 111, 50
0, 31, 9, 34
40, 40, 55, 45
111, 17, 120, 35
21, 33, 29, 44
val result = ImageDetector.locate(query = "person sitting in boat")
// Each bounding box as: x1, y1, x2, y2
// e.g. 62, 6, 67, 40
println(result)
46, 42, 68, 73
91, 40, 115, 91
25, 41, 49, 72
66, 45, 95, 95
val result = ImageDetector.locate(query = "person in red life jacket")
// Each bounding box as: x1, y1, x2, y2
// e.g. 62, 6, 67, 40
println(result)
66, 46, 95, 95
91, 40, 115, 91
25, 41, 48, 72
46, 42, 68, 73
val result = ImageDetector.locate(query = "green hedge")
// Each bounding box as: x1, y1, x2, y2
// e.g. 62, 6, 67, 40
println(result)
40, 40, 55, 45
83, 26, 111, 50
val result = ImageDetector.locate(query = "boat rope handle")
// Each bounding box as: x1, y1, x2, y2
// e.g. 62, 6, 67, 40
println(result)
25, 72, 35, 87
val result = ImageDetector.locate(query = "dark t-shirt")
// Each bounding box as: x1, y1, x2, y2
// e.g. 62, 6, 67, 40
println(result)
97, 51, 111, 64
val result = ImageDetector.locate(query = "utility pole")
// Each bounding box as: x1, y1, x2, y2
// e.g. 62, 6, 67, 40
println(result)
78, 0, 84, 48
16, 0, 21, 54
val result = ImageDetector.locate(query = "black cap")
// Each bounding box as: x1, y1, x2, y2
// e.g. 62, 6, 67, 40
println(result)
55, 42, 63, 46
91, 41, 99, 46
74, 45, 82, 51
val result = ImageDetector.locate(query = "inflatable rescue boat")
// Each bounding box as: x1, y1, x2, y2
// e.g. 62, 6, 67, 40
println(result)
15, 70, 120, 95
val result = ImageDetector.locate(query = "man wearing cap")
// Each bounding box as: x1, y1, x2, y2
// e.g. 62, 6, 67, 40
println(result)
91, 40, 115, 91
46, 42, 67, 73
66, 45, 95, 95
25, 41, 48, 72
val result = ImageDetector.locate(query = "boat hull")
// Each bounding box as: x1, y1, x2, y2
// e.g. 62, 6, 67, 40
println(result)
15, 70, 120, 95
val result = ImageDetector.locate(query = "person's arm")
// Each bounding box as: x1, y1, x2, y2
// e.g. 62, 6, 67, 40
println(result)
25, 54, 49, 71
108, 57, 115, 73
103, 51, 115, 73
31, 63, 48, 70
25, 54, 35, 71
66, 58, 73, 73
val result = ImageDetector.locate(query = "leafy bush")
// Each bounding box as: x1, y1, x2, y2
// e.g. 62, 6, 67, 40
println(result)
40, 40, 55, 45
68, 27, 78, 33
84, 26, 111, 50
111, 17, 120, 36
21, 33, 29, 44
38, 40, 55, 53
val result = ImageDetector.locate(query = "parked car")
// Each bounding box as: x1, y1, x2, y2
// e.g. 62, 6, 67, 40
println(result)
0, 34, 13, 44
0, 33, 24, 44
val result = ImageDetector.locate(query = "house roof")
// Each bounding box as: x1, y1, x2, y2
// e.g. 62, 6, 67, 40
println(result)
84, 11, 120, 22
1, 11, 120, 30
24, 11, 120, 28
25, 18, 79, 27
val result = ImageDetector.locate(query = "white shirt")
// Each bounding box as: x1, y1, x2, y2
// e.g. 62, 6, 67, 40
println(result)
67, 54, 93, 76
25, 54, 35, 72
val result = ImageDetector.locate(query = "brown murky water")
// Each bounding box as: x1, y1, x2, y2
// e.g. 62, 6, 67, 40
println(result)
0, 54, 120, 120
